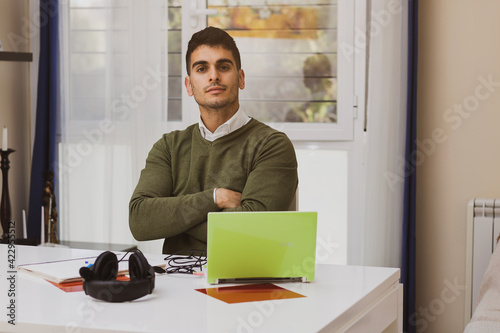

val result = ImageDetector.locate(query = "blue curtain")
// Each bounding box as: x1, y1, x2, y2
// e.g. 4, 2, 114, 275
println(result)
27, 0, 59, 240
402, 0, 418, 332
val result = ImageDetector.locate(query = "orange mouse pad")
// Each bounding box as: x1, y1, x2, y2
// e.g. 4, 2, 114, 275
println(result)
195, 283, 306, 304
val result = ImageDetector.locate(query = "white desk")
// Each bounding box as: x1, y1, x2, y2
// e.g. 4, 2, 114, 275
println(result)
0, 245, 402, 333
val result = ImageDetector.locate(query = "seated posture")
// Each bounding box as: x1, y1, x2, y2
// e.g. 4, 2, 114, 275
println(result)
129, 27, 298, 254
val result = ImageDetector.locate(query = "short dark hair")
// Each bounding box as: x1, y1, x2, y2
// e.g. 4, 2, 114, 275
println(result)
185, 26, 241, 75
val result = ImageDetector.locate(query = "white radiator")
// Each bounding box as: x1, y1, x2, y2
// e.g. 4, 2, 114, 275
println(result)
464, 198, 500, 326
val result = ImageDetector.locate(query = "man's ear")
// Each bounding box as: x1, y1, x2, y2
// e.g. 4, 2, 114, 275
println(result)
238, 69, 245, 90
185, 76, 193, 96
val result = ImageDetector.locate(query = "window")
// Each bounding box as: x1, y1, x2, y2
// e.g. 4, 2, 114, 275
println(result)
208, 2, 339, 124
65, 0, 354, 140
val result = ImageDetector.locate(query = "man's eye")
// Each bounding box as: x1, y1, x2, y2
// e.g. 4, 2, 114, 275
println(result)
219, 65, 229, 71
196, 67, 206, 72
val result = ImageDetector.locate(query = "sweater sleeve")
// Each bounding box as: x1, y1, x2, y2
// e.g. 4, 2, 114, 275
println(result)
224, 131, 298, 212
129, 137, 219, 241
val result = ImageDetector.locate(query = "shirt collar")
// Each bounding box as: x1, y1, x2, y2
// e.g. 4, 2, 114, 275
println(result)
198, 108, 251, 142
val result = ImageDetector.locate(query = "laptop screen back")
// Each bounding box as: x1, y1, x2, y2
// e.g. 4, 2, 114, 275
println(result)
206, 211, 317, 284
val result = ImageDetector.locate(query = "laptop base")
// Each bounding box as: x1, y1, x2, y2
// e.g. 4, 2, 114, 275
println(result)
214, 277, 307, 284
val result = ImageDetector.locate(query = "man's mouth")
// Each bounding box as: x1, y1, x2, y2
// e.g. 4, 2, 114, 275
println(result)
206, 85, 226, 94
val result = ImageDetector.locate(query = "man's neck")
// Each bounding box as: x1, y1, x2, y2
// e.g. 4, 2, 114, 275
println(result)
199, 105, 239, 133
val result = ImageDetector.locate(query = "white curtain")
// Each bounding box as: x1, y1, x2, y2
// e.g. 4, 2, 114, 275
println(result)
362, 0, 408, 267
58, 0, 168, 245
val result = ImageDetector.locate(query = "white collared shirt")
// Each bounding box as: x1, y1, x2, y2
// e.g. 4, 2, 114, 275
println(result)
198, 108, 251, 142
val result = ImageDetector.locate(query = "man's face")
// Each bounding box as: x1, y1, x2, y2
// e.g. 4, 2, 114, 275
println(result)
185, 45, 245, 113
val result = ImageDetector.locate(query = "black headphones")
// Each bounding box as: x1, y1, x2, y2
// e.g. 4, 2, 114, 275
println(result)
79, 250, 155, 302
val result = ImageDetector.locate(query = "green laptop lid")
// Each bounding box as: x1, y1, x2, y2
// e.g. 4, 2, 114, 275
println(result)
206, 211, 317, 284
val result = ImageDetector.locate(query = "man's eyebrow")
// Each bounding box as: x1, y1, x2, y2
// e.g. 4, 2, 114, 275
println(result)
192, 60, 208, 69
216, 58, 234, 66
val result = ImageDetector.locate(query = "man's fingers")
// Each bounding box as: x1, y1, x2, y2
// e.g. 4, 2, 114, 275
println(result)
215, 188, 242, 208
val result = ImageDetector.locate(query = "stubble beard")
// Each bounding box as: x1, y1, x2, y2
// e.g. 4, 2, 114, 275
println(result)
195, 84, 240, 114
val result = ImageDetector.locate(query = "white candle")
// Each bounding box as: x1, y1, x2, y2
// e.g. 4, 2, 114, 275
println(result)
41, 206, 45, 245
22, 210, 27, 239
2, 127, 7, 151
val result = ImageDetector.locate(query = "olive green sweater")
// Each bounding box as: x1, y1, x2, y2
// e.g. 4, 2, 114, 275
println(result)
129, 118, 298, 254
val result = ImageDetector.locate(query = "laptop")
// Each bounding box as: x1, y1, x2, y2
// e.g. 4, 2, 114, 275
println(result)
206, 211, 317, 284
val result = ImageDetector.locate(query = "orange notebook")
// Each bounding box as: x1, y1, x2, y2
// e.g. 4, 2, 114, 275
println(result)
49, 276, 130, 293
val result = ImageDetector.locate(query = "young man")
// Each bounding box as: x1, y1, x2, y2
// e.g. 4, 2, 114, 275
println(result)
129, 27, 298, 254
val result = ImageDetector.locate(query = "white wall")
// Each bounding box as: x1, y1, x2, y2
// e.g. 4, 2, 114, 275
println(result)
417, 1, 500, 331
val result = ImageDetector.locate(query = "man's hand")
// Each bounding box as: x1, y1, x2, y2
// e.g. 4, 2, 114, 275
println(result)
215, 188, 242, 209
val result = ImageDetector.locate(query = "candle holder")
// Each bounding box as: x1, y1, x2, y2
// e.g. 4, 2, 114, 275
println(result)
1, 148, 15, 239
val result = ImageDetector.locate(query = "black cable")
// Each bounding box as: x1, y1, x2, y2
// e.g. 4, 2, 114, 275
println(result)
163, 249, 206, 275
117, 251, 132, 263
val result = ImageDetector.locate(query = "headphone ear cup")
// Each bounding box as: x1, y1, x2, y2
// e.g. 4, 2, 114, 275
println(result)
92, 251, 118, 281
128, 250, 150, 280
79, 266, 93, 280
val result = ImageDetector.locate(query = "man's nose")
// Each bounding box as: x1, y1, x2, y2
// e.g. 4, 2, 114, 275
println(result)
208, 67, 220, 82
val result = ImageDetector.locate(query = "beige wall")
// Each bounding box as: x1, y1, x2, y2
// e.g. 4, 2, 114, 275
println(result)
417, 0, 500, 332
0, 0, 31, 235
